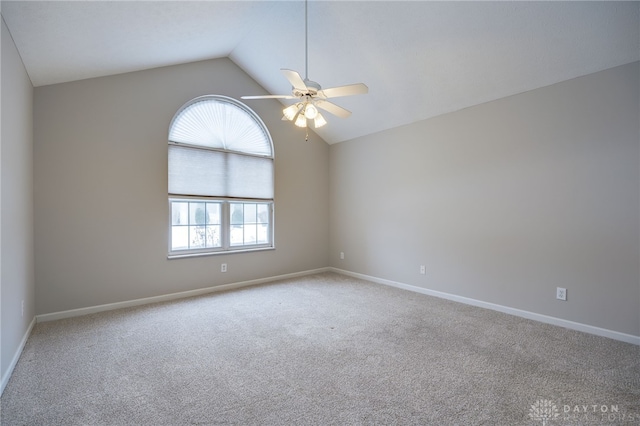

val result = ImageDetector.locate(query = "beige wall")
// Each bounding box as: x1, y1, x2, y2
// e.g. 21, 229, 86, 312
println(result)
330, 62, 640, 337
1, 18, 35, 387
34, 58, 329, 315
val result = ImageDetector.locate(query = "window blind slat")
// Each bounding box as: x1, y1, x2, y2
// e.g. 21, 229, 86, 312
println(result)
169, 97, 273, 157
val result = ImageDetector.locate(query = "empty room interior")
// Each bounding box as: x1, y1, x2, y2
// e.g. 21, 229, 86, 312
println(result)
1, 1, 639, 424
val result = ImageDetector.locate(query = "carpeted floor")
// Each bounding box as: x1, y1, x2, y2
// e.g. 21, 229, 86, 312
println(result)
1, 272, 639, 425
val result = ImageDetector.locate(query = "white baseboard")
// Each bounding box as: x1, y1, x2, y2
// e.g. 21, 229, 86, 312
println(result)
330, 267, 640, 346
32, 265, 640, 345
1, 316, 36, 396
36, 267, 331, 323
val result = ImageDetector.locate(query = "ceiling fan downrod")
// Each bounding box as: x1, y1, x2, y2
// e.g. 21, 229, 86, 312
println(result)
240, 0, 368, 133
305, 0, 309, 81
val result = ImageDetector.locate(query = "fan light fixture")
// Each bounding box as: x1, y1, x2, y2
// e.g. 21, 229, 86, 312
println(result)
283, 103, 302, 121
284, 100, 326, 128
313, 113, 327, 128
280, 2, 327, 130
241, 0, 368, 140
282, 101, 325, 128
304, 103, 318, 120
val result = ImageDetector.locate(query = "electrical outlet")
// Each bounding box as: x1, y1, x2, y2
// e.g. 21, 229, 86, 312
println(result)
420, 265, 426, 275
340, 252, 345, 260
221, 263, 227, 273
556, 287, 567, 301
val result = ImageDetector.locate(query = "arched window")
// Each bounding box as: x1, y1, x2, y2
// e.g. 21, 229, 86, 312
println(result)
168, 95, 274, 256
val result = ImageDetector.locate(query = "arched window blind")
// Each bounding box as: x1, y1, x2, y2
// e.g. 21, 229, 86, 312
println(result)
168, 95, 274, 199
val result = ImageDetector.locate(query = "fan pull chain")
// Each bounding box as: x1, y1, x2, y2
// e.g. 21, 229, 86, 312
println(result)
305, 129, 309, 142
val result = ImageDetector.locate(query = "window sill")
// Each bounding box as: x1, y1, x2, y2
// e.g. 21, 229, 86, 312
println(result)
167, 246, 275, 260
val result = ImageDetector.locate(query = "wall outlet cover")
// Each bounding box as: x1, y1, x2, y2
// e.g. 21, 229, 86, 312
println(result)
556, 287, 567, 301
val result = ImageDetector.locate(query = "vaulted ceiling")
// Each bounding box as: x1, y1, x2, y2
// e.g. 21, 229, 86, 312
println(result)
2, 1, 638, 144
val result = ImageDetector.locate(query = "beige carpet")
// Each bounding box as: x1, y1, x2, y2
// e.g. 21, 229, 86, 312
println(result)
1, 272, 639, 425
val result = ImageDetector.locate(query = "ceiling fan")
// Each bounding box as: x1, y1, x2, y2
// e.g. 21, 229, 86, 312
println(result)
242, 0, 368, 131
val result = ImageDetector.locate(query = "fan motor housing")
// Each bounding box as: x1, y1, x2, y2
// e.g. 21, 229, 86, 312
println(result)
294, 79, 321, 97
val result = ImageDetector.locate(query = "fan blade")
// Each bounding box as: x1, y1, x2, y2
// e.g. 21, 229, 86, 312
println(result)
281, 69, 308, 91
315, 99, 351, 118
241, 94, 295, 100
318, 83, 368, 99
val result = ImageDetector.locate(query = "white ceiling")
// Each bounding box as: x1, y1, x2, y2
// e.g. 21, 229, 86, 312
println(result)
2, 1, 639, 144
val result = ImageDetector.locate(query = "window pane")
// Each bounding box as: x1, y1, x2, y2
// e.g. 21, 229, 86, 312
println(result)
227, 202, 271, 247
230, 225, 244, 246
206, 225, 221, 248
172, 202, 189, 226
206, 203, 221, 225
171, 199, 272, 253
257, 204, 269, 224
171, 226, 189, 250
189, 226, 206, 249
244, 224, 257, 244
190, 203, 206, 225
230, 203, 244, 225
244, 204, 257, 224
257, 224, 269, 244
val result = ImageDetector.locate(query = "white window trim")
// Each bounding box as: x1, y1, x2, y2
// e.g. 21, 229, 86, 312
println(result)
167, 196, 275, 259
